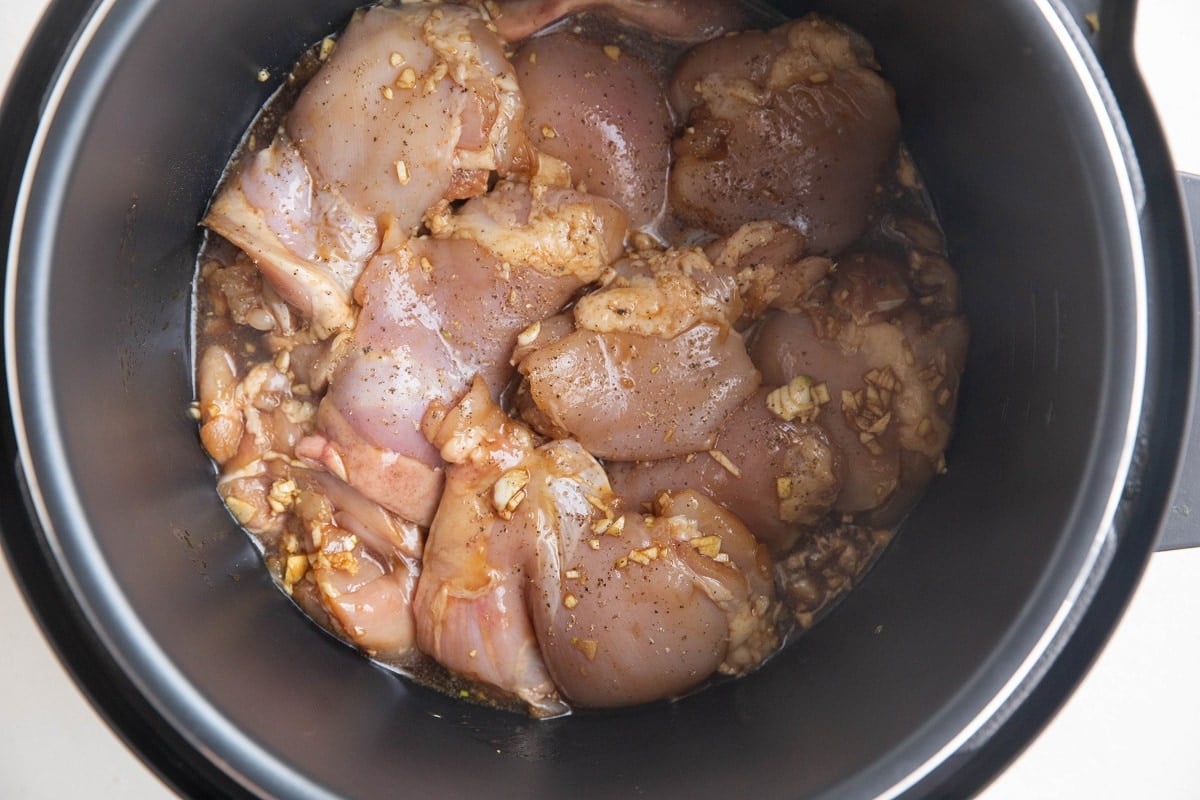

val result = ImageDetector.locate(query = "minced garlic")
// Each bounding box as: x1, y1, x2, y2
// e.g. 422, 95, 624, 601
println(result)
766, 375, 829, 423
708, 449, 742, 478
492, 467, 530, 520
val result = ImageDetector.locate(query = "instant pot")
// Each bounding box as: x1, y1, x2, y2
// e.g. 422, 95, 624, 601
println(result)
3, 0, 1198, 797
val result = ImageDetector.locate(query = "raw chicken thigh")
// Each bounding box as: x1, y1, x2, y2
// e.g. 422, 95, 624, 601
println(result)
513, 245, 759, 460
194, 0, 967, 717
608, 387, 844, 555
203, 135, 379, 338
287, 469, 423, 660
669, 15, 901, 254
417, 379, 778, 713
298, 183, 624, 526
750, 252, 969, 518
534, 488, 778, 707
205, 3, 529, 338
414, 378, 570, 716
287, 5, 528, 218
514, 29, 673, 231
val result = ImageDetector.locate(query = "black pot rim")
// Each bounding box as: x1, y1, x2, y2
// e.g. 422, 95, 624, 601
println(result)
1, 1, 1194, 798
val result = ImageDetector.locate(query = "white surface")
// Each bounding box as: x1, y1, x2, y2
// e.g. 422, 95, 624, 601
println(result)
1, 1, 1198, 798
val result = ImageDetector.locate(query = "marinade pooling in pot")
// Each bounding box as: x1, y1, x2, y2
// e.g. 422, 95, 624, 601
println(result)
190, 0, 968, 717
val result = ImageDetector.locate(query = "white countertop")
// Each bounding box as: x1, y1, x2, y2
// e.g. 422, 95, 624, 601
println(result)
2, 1, 1198, 797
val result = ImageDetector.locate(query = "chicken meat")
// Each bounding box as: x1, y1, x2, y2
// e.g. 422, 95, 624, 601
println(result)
416, 378, 780, 713
669, 15, 901, 254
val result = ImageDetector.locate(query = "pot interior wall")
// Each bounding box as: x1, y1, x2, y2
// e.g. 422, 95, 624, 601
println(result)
9, 0, 1140, 797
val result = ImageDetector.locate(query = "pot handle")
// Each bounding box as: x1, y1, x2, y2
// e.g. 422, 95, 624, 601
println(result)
1157, 173, 1200, 550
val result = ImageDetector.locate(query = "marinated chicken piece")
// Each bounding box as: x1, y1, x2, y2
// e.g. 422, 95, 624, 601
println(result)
285, 470, 422, 660
514, 242, 759, 459
608, 387, 843, 555
427, 180, 628, 282
415, 378, 570, 716
751, 305, 967, 519
534, 490, 778, 707
575, 246, 743, 337
289, 4, 529, 221
490, 0, 751, 43
748, 245, 968, 522
204, 3, 529, 338
203, 133, 379, 338
801, 249, 969, 464
669, 15, 901, 254
298, 183, 619, 526
517, 322, 760, 460
197, 345, 318, 533
704, 221, 833, 322
513, 31, 672, 230
417, 378, 779, 712
199, 256, 297, 336
750, 311, 901, 514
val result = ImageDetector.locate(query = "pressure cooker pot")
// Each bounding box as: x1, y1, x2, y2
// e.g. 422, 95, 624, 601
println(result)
2, 0, 1197, 797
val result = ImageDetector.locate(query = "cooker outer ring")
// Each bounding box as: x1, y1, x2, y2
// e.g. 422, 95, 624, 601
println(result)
0, 0, 1193, 798
901, 0, 1199, 792
0, 2, 260, 795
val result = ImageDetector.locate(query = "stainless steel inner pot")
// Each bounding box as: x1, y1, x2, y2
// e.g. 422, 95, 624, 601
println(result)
2, 0, 1196, 797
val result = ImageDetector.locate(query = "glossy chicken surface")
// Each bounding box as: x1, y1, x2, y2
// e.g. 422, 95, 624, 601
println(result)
415, 378, 777, 712
513, 29, 673, 232
204, 3, 529, 338
194, 0, 967, 716
669, 15, 901, 254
